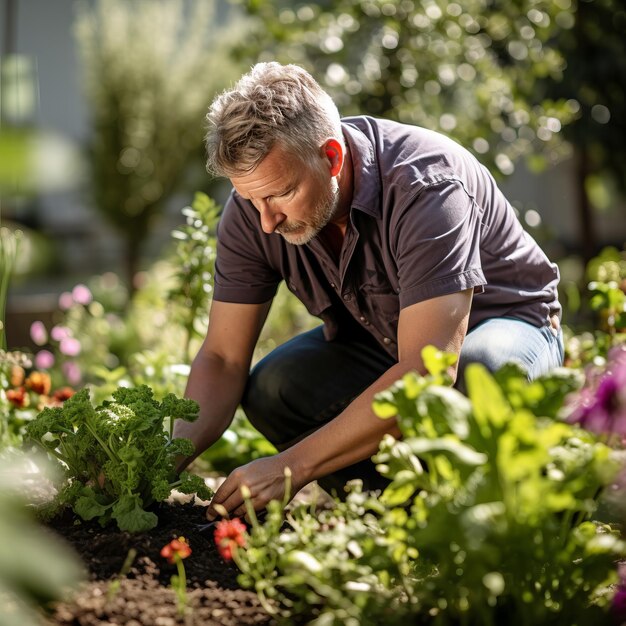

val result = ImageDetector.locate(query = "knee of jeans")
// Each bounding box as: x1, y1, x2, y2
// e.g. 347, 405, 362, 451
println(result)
241, 358, 290, 434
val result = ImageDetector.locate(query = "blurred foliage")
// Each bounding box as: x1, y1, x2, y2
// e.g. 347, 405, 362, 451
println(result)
168, 192, 221, 362
73, 0, 245, 286
0, 228, 21, 351
235, 0, 579, 177
563, 245, 626, 368
0, 450, 84, 626
235, 353, 623, 625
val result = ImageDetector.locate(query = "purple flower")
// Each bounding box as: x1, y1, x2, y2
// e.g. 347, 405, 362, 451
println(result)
34, 350, 55, 370
50, 325, 71, 342
59, 337, 81, 357
72, 283, 92, 306
30, 321, 48, 346
567, 346, 626, 436
58, 291, 74, 310
613, 562, 626, 621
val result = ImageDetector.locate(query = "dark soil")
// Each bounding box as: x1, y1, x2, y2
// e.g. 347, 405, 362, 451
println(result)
44, 499, 276, 626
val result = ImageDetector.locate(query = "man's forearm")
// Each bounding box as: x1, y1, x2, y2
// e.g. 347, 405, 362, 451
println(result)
173, 351, 248, 471
281, 361, 417, 484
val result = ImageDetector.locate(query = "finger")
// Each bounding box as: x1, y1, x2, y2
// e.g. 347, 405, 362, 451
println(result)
206, 480, 242, 520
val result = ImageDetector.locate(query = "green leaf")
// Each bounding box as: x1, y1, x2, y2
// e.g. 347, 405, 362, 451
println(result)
466, 364, 512, 433
372, 390, 399, 419
74, 489, 111, 521
407, 437, 488, 466
421, 345, 457, 379
112, 495, 158, 533
380, 470, 420, 506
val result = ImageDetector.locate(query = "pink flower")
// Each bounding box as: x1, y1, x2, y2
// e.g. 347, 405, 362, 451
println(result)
72, 283, 92, 306
30, 321, 48, 346
59, 337, 81, 357
50, 325, 71, 342
58, 291, 74, 310
62, 361, 82, 385
35, 350, 55, 370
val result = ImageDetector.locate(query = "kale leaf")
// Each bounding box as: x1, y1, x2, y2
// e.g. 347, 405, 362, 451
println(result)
25, 384, 212, 532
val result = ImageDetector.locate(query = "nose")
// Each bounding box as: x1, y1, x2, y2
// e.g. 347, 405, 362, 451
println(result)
258, 203, 286, 234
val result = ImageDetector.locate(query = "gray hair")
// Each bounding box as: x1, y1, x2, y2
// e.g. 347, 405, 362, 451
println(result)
205, 62, 343, 177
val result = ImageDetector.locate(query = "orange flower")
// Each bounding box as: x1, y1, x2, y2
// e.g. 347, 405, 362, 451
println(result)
160, 537, 192, 565
25, 371, 52, 396
6, 387, 29, 408
9, 365, 25, 387
52, 386, 76, 402
214, 518, 247, 561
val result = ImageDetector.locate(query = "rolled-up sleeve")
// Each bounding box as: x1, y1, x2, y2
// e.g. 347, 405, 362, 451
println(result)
213, 194, 281, 304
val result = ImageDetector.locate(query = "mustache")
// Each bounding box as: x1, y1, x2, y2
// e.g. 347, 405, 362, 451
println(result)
276, 221, 306, 234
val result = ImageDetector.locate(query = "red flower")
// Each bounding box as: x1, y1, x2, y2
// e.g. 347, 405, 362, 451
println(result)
6, 387, 29, 408
214, 518, 247, 561
25, 371, 52, 396
52, 386, 76, 402
160, 537, 192, 565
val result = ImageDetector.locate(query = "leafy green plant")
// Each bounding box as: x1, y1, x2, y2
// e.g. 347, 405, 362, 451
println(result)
0, 227, 22, 351
25, 384, 213, 532
232, 349, 624, 625
587, 246, 626, 341
167, 191, 221, 361
564, 246, 626, 368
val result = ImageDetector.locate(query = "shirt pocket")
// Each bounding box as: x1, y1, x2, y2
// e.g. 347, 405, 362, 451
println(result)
360, 285, 400, 323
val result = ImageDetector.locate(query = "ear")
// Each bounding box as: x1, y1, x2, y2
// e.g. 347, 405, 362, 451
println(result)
321, 138, 344, 177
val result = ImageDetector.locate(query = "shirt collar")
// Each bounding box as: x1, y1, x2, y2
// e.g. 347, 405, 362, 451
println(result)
342, 120, 381, 219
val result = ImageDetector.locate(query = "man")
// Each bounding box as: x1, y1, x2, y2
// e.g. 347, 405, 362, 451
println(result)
174, 62, 563, 519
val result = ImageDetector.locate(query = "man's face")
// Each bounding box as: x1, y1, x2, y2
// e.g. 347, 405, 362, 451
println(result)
230, 144, 340, 245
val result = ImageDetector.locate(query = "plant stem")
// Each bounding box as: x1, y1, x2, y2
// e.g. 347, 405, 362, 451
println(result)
175, 558, 187, 615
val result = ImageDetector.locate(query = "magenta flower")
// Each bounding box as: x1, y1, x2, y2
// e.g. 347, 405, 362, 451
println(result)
59, 337, 81, 357
72, 283, 93, 306
34, 350, 55, 370
613, 562, 626, 621
30, 321, 48, 346
58, 291, 74, 310
567, 345, 626, 436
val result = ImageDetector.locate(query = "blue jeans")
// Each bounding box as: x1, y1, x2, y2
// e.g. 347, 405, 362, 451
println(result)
241, 317, 564, 495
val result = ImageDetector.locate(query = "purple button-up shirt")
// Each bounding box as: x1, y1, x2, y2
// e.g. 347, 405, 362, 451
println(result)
213, 116, 561, 360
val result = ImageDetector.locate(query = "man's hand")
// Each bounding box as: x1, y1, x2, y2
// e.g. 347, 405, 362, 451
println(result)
205, 453, 303, 520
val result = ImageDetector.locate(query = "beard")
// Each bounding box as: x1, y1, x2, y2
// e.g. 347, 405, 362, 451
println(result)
277, 177, 340, 246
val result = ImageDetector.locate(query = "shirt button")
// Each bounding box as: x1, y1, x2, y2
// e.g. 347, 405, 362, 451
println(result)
330, 282, 336, 289
383, 337, 391, 345
342, 292, 352, 302
359, 316, 370, 325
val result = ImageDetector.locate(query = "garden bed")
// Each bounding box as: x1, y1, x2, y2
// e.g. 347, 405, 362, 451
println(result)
45, 499, 275, 626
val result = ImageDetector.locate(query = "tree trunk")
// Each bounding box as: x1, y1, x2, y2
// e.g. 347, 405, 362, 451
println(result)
575, 145, 596, 263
